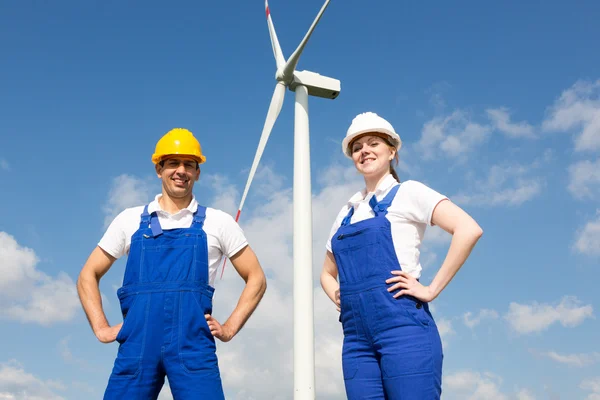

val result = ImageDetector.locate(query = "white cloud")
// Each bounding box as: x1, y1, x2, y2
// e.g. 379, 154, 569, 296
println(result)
574, 210, 600, 256
505, 296, 594, 334
157, 380, 173, 399
71, 381, 96, 394
103, 174, 156, 228
0, 158, 9, 171
58, 337, 96, 371
202, 173, 241, 217
463, 309, 499, 329
486, 108, 535, 138
534, 350, 600, 367
542, 79, 600, 152
444, 370, 508, 400
581, 377, 600, 400
516, 388, 536, 400
417, 110, 491, 160
453, 163, 543, 207
423, 225, 451, 246
568, 159, 600, 200
202, 164, 355, 399
0, 232, 80, 325
436, 318, 455, 349
0, 360, 65, 400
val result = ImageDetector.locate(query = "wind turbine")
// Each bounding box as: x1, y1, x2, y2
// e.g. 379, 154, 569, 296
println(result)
223, 0, 340, 398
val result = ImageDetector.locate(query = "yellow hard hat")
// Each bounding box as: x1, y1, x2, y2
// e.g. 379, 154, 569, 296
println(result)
151, 128, 206, 164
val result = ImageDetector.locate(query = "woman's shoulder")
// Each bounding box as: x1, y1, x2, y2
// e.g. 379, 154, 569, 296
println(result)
398, 180, 444, 196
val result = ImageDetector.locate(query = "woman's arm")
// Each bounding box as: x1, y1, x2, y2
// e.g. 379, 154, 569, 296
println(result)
387, 199, 483, 302
320, 251, 341, 311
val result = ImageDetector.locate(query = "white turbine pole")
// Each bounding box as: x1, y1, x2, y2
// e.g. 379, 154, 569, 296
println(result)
293, 84, 315, 400
230, 2, 340, 397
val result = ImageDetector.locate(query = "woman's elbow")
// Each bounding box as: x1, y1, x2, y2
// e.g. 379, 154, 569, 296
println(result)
471, 222, 483, 241
455, 218, 483, 241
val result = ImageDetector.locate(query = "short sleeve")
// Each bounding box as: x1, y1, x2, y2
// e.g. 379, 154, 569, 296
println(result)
400, 180, 448, 226
216, 211, 249, 258
98, 211, 129, 259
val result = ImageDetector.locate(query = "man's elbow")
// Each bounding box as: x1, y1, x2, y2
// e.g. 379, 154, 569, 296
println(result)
76, 266, 99, 294
248, 267, 267, 296
257, 271, 267, 296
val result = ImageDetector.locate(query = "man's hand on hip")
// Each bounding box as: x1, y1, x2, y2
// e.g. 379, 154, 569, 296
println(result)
205, 314, 234, 342
95, 323, 123, 344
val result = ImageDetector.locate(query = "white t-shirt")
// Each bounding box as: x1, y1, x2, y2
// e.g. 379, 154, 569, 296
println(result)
99, 195, 248, 286
326, 174, 447, 279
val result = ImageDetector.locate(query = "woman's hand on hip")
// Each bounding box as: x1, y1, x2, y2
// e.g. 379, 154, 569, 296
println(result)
386, 271, 435, 303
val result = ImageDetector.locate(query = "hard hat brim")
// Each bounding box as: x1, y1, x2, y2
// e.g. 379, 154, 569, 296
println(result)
342, 129, 402, 158
152, 153, 206, 165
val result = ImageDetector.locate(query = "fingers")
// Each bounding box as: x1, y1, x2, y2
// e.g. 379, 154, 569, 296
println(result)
386, 271, 412, 283
386, 276, 410, 286
205, 314, 222, 337
386, 279, 412, 292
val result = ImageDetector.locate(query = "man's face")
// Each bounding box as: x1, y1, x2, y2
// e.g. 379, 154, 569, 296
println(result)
155, 156, 200, 199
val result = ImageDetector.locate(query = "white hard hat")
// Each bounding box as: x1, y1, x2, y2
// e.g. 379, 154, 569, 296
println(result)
342, 112, 402, 158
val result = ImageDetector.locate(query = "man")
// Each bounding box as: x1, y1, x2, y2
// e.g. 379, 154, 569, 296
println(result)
77, 128, 267, 399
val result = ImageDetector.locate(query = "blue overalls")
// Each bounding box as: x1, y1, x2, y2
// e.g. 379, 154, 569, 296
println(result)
331, 184, 443, 400
104, 205, 225, 400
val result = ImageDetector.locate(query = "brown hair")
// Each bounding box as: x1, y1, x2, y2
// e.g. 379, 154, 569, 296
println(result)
383, 138, 401, 183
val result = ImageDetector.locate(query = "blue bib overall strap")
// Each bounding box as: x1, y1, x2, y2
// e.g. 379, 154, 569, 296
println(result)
340, 183, 400, 227
192, 205, 207, 227
331, 182, 443, 400
140, 205, 163, 237
104, 203, 224, 400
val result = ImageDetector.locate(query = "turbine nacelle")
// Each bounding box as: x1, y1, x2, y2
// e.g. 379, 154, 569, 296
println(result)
290, 70, 340, 99
275, 69, 340, 99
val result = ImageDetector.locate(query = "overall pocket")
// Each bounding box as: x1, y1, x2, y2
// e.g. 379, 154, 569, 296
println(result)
142, 244, 196, 282
378, 294, 434, 378
336, 237, 383, 283
339, 295, 360, 380
116, 294, 144, 344
179, 290, 219, 375
113, 294, 147, 378
397, 295, 430, 330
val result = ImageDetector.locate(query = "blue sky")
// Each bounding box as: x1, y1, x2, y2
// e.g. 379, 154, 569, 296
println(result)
1, 0, 599, 399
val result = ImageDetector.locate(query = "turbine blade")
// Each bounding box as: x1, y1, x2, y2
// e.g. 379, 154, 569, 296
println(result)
282, 0, 331, 79
220, 82, 286, 278
266, 0, 286, 69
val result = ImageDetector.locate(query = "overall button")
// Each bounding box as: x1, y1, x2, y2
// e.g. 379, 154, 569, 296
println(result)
415, 302, 422, 309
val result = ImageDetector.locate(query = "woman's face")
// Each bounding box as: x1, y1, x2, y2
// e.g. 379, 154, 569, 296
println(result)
350, 134, 395, 177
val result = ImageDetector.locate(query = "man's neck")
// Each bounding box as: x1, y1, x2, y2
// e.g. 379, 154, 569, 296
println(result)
158, 193, 193, 214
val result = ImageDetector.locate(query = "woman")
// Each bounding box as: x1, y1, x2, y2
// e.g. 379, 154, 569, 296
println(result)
320, 112, 483, 399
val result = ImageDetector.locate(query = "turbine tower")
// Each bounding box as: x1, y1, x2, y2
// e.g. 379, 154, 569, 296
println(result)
228, 1, 340, 398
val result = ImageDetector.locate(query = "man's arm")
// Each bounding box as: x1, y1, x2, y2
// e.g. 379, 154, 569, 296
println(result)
205, 245, 267, 342
77, 246, 121, 343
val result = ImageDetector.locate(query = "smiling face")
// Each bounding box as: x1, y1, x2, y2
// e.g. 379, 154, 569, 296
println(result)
350, 134, 396, 178
155, 155, 200, 200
